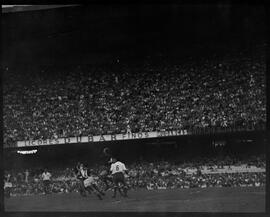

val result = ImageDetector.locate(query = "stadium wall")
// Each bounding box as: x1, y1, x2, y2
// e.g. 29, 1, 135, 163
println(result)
4, 131, 266, 170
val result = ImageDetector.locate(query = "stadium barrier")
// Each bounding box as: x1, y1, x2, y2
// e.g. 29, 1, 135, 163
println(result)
11, 123, 266, 148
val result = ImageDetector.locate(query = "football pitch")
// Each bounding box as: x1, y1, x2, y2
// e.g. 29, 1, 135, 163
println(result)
5, 186, 265, 212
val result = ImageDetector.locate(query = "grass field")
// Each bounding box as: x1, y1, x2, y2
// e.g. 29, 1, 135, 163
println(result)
5, 186, 265, 212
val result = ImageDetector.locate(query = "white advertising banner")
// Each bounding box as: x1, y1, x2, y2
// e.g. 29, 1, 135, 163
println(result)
16, 130, 189, 147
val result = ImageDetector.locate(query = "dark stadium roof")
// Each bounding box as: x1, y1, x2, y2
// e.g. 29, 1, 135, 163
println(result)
2, 4, 266, 66
2, 5, 79, 13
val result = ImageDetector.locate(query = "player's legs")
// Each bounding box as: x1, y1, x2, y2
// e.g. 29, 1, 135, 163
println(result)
119, 174, 128, 197
83, 178, 94, 196
100, 176, 110, 191
118, 182, 126, 197
85, 184, 101, 200
119, 180, 128, 197
43, 181, 46, 194
79, 187, 87, 196
85, 185, 93, 194
48, 181, 51, 193
84, 177, 104, 200
88, 184, 103, 200
112, 183, 124, 198
112, 176, 119, 198
43, 180, 50, 194
92, 183, 105, 196
85, 185, 103, 200
104, 176, 113, 191
112, 173, 126, 198
5, 187, 11, 198
79, 180, 87, 196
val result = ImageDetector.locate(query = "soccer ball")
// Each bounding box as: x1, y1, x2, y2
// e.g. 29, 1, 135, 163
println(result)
103, 147, 111, 156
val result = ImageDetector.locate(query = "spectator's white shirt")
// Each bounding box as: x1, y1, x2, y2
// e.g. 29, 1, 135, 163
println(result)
42, 172, 51, 181
110, 161, 127, 174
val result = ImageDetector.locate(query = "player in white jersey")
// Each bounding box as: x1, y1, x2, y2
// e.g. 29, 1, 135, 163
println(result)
41, 168, 52, 194
110, 158, 128, 198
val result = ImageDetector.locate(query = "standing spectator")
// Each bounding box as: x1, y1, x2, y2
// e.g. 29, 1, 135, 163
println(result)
126, 124, 132, 134
4, 173, 12, 198
41, 168, 52, 194
17, 172, 23, 183
25, 169, 29, 183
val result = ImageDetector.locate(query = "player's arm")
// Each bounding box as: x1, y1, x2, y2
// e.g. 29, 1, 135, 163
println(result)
122, 163, 128, 175
73, 167, 79, 176
110, 164, 114, 174
74, 168, 82, 179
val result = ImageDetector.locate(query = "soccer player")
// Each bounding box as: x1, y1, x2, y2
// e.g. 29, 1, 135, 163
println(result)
41, 168, 52, 194
79, 163, 105, 200
100, 147, 114, 191
99, 166, 113, 191
110, 158, 128, 198
74, 162, 87, 197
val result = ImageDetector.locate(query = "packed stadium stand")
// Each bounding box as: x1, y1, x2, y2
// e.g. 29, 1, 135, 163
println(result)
3, 43, 266, 146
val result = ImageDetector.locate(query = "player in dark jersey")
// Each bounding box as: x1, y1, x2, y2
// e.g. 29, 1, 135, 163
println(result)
74, 162, 87, 197
99, 147, 114, 191
78, 163, 105, 200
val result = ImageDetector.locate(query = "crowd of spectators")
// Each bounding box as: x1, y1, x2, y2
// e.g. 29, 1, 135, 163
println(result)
126, 155, 266, 190
3, 44, 266, 145
4, 155, 266, 197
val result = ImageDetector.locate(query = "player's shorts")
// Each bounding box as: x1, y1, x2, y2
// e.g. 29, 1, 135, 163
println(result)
112, 172, 125, 185
83, 177, 96, 187
43, 180, 50, 186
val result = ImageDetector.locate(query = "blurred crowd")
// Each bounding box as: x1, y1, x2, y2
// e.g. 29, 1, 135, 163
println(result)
3, 45, 266, 145
4, 167, 79, 196
126, 155, 266, 190
4, 155, 266, 196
